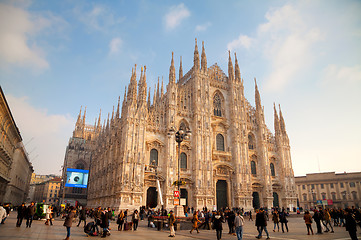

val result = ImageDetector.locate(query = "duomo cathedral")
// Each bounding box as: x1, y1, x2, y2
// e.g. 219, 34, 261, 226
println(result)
62, 39, 297, 211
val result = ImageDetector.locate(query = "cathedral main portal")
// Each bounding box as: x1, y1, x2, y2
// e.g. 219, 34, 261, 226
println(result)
216, 180, 228, 210
146, 187, 157, 208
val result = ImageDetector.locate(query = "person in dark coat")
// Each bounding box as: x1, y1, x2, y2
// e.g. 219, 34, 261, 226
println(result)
26, 202, 36, 228
211, 211, 225, 240
16, 203, 26, 227
132, 209, 139, 231
279, 209, 289, 233
117, 210, 124, 231
63, 206, 76, 240
100, 209, 110, 238
255, 208, 270, 239
313, 208, 323, 234
77, 207, 87, 227
345, 208, 358, 240
94, 206, 101, 233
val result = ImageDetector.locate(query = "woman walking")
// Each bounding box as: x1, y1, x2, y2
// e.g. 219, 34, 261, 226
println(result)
279, 209, 289, 233
212, 211, 225, 240
190, 211, 201, 234
45, 206, 53, 225
117, 210, 124, 231
63, 206, 76, 240
303, 210, 314, 235
272, 209, 279, 232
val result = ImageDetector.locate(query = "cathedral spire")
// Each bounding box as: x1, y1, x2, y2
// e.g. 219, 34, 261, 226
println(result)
234, 52, 241, 82
127, 64, 137, 103
76, 106, 82, 125
97, 109, 102, 131
279, 104, 286, 133
274, 103, 280, 133
169, 52, 176, 84
121, 87, 127, 116
138, 66, 147, 104
82, 106, 87, 125
193, 38, 200, 70
201, 41, 207, 72
179, 56, 183, 80
147, 87, 151, 108
228, 51, 234, 81
156, 77, 160, 103
255, 78, 262, 109
161, 76, 164, 97
116, 96, 120, 118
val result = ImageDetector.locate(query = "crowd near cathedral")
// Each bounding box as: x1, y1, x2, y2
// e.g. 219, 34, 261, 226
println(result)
61, 39, 297, 211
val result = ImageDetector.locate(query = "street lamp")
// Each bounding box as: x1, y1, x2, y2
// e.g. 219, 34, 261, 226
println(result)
169, 125, 191, 217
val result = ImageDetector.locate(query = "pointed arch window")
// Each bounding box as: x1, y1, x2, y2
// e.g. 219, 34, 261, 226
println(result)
213, 93, 222, 117
150, 149, 158, 166
76, 163, 85, 170
216, 134, 225, 151
270, 163, 275, 176
180, 152, 187, 169
248, 134, 255, 149
251, 161, 257, 175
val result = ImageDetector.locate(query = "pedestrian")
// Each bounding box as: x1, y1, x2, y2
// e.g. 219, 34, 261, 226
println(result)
303, 210, 314, 235
77, 206, 86, 227
227, 210, 236, 235
323, 209, 334, 233
249, 210, 253, 221
190, 211, 201, 234
45, 206, 53, 225
100, 208, 110, 238
26, 202, 36, 228
234, 211, 245, 240
94, 206, 101, 233
63, 206, 76, 240
313, 208, 323, 234
16, 203, 26, 227
345, 208, 358, 240
1, 203, 10, 224
212, 211, 225, 240
0, 204, 6, 225
272, 209, 279, 232
132, 209, 139, 231
255, 208, 270, 239
279, 208, 289, 233
168, 210, 176, 237
117, 210, 124, 231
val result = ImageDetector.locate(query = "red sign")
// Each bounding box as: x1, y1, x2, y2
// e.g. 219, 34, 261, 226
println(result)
327, 199, 333, 205
174, 191, 180, 198
174, 199, 179, 205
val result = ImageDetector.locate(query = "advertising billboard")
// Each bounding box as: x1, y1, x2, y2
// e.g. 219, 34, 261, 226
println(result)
65, 168, 89, 188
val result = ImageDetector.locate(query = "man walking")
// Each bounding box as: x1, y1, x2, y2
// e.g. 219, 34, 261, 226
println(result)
234, 211, 245, 240
255, 208, 270, 239
168, 210, 176, 237
26, 202, 36, 228
16, 203, 26, 227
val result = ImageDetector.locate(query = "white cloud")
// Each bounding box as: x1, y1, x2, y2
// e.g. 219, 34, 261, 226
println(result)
0, 3, 49, 69
6, 95, 74, 175
164, 3, 190, 31
195, 22, 211, 32
227, 34, 253, 51
109, 37, 123, 55
322, 64, 361, 86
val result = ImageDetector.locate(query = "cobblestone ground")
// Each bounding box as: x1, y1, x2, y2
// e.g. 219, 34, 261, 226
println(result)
0, 213, 356, 240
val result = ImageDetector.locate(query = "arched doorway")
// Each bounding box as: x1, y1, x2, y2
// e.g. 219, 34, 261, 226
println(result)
252, 192, 260, 209
273, 192, 279, 207
146, 187, 157, 208
180, 189, 188, 206
216, 180, 228, 210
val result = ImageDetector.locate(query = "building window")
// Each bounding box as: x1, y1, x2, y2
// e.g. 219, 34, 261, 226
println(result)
311, 184, 315, 189
352, 191, 357, 200
216, 134, 225, 151
342, 191, 347, 200
331, 192, 336, 201
251, 161, 257, 175
330, 183, 334, 188
302, 185, 305, 190
180, 152, 187, 169
312, 193, 316, 201
150, 149, 158, 166
76, 163, 85, 169
270, 163, 275, 177
303, 194, 307, 201
350, 182, 356, 187
340, 182, 344, 188
49, 194, 52, 197
321, 193, 326, 200
248, 134, 255, 149
213, 93, 222, 117
321, 184, 324, 189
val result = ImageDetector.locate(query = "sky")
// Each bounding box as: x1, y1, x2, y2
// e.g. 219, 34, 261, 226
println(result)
1, 0, 360, 176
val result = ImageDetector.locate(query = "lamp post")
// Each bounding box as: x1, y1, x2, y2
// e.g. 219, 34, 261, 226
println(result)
169, 126, 191, 217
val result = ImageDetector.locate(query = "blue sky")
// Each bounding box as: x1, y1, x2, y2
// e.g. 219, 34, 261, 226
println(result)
1, 0, 360, 176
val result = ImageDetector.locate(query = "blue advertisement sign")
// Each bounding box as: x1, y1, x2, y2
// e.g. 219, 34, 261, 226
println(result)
65, 168, 89, 188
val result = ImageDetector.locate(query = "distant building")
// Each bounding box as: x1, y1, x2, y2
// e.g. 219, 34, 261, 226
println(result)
27, 173, 60, 202
0, 87, 33, 205
33, 177, 62, 205
295, 172, 361, 209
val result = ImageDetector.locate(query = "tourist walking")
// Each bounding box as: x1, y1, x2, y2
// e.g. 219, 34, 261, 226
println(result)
132, 209, 139, 231
303, 210, 314, 235
45, 206, 53, 225
168, 210, 176, 237
255, 208, 270, 239
212, 211, 225, 240
16, 203, 26, 227
272, 209, 279, 232
63, 206, 76, 240
323, 209, 334, 233
94, 206, 101, 233
279, 208, 289, 233
234, 211, 245, 240
249, 210, 253, 221
100, 208, 110, 238
345, 208, 358, 240
0, 205, 7, 226
117, 210, 124, 231
190, 211, 201, 234
77, 207, 86, 227
26, 202, 36, 228
313, 208, 323, 234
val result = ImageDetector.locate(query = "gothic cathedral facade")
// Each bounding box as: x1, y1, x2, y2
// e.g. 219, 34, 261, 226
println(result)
70, 40, 297, 211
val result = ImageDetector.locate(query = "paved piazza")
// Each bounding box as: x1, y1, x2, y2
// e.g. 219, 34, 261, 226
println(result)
0, 214, 355, 240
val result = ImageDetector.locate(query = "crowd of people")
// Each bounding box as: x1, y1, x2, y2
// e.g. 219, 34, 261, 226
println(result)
1, 202, 361, 240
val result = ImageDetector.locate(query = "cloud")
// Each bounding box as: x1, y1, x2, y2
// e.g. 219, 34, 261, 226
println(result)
109, 37, 123, 55
6, 95, 74, 175
0, 3, 49, 69
227, 34, 253, 51
322, 64, 361, 86
164, 3, 190, 31
195, 22, 211, 32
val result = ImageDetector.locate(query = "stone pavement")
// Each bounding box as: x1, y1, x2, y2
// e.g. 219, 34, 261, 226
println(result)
0, 214, 355, 240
